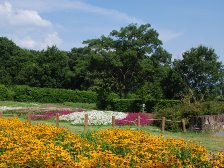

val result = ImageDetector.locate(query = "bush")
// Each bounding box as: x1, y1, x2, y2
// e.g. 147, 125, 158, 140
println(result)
0, 85, 12, 101
11, 85, 97, 103
106, 98, 181, 112
110, 99, 142, 112
96, 91, 119, 110
145, 99, 181, 112
154, 101, 224, 131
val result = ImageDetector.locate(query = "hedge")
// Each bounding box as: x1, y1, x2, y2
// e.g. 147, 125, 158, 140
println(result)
0, 85, 97, 103
108, 98, 181, 112
0, 85, 10, 101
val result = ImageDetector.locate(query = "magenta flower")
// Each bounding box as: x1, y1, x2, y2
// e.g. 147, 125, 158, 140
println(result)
115, 112, 153, 126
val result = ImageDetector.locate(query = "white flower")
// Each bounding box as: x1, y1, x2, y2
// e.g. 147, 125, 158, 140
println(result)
59, 110, 127, 125
0, 106, 24, 111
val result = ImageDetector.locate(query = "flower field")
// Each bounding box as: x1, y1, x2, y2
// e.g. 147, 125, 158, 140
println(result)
59, 110, 153, 126
0, 118, 223, 167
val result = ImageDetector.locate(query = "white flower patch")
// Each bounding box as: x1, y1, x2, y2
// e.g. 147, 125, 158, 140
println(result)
59, 110, 127, 125
0, 106, 24, 111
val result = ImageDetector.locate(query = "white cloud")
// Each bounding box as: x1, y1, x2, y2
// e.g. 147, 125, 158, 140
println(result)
158, 29, 183, 42
16, 36, 36, 48
4, 0, 143, 24
42, 32, 62, 48
64, 1, 143, 24
0, 1, 52, 27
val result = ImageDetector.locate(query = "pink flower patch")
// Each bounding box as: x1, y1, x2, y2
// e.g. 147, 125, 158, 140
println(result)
115, 112, 153, 126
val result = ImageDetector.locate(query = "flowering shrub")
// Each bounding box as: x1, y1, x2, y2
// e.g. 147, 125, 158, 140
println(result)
115, 112, 153, 126
0, 118, 223, 167
60, 110, 127, 125
31, 110, 73, 120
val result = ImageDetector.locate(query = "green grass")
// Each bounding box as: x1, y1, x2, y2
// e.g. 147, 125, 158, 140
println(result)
0, 101, 43, 108
62, 102, 97, 110
0, 101, 97, 110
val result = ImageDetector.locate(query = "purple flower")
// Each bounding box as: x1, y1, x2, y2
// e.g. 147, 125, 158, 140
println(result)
115, 112, 153, 126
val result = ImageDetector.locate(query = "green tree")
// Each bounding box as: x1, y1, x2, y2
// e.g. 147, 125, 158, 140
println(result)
84, 24, 170, 98
174, 45, 223, 100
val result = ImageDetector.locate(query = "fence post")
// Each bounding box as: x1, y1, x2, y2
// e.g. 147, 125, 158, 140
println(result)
84, 114, 88, 132
56, 113, 59, 128
137, 115, 140, 130
0, 112, 3, 117
27, 112, 31, 124
182, 119, 186, 132
161, 117, 166, 132
112, 116, 115, 127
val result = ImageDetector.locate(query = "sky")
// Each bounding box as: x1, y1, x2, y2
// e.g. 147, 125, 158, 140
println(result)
0, 0, 223, 62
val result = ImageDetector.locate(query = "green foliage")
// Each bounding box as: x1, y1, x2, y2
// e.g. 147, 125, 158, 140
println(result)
8, 85, 97, 103
96, 91, 119, 110
145, 99, 181, 112
109, 99, 142, 112
155, 101, 224, 131
106, 98, 180, 112
84, 24, 170, 98
174, 45, 224, 100
0, 85, 10, 101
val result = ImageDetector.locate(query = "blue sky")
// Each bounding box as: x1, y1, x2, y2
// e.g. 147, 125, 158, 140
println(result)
0, 0, 223, 62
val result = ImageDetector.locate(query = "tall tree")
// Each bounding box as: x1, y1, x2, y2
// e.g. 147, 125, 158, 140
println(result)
174, 45, 223, 100
84, 24, 170, 98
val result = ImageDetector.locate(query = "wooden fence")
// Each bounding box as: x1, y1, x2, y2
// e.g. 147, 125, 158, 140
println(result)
0, 112, 187, 132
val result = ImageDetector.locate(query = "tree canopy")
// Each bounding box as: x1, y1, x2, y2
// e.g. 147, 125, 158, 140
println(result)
0, 24, 223, 101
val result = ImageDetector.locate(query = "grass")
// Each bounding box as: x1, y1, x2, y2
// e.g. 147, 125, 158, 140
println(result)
0, 101, 96, 110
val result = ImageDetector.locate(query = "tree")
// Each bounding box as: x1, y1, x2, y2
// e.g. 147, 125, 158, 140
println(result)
174, 45, 223, 100
84, 23, 170, 98
25, 46, 70, 88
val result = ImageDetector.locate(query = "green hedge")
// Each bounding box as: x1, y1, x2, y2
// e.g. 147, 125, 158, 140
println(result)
108, 98, 181, 112
0, 85, 97, 103
0, 85, 10, 101
110, 99, 142, 112
145, 99, 181, 112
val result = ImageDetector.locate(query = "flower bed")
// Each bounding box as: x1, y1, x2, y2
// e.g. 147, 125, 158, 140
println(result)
115, 112, 153, 126
59, 110, 127, 125
30, 110, 73, 120
30, 108, 85, 120
0, 118, 223, 167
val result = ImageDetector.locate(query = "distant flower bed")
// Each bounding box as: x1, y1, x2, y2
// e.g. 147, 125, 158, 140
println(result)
31, 111, 73, 120
115, 112, 153, 126
59, 110, 128, 125
59, 110, 154, 126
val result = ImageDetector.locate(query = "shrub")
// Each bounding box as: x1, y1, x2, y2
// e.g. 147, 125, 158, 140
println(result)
11, 85, 97, 103
0, 85, 10, 101
110, 99, 142, 112
154, 101, 224, 131
96, 91, 119, 110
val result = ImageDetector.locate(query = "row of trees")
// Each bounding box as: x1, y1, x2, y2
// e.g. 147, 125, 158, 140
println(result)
0, 24, 223, 101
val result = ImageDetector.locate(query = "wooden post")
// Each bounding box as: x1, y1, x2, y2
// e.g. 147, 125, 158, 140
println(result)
112, 116, 115, 127
84, 114, 88, 132
27, 112, 31, 124
161, 117, 166, 132
182, 119, 186, 132
56, 113, 59, 128
137, 115, 140, 130
0, 112, 3, 117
